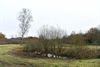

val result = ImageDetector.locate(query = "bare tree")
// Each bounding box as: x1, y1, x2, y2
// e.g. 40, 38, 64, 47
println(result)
38, 25, 66, 55
18, 8, 33, 44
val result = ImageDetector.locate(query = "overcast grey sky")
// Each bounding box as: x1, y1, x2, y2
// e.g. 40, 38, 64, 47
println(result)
0, 0, 100, 38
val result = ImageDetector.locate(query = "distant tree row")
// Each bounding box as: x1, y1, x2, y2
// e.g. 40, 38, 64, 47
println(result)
63, 26, 100, 45
0, 26, 100, 45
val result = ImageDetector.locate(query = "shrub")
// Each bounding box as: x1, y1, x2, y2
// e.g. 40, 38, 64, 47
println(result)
23, 41, 42, 52
61, 46, 98, 59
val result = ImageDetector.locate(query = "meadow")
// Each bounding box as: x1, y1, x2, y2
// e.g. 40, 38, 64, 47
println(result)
0, 44, 99, 67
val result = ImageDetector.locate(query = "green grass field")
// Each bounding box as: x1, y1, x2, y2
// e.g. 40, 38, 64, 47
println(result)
0, 44, 100, 67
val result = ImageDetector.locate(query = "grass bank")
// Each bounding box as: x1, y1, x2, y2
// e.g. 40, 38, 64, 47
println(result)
0, 44, 99, 67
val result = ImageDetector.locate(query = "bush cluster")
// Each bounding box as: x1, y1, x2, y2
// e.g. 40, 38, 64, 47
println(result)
61, 46, 98, 59
23, 42, 100, 59
23, 39, 63, 57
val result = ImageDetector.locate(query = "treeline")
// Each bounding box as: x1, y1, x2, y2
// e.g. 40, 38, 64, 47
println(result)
0, 26, 100, 45
0, 35, 38, 44
63, 27, 100, 45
